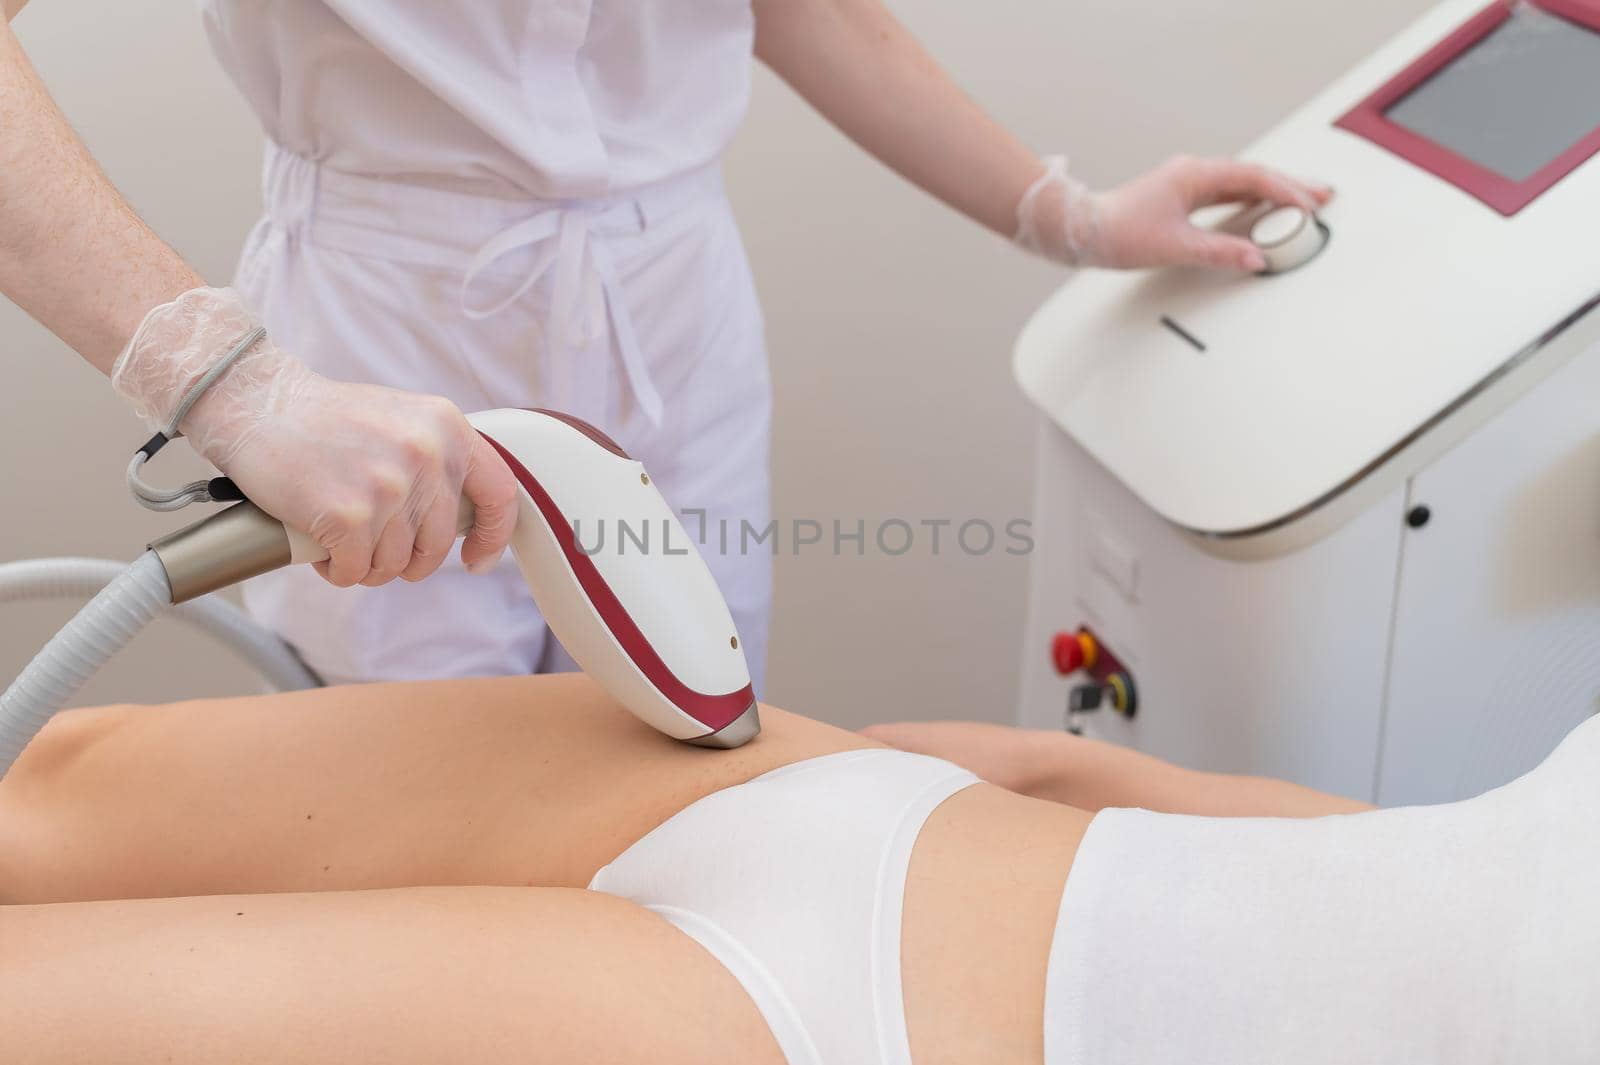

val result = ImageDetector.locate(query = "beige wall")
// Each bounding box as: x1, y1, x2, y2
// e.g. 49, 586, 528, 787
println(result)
0, 1, 1431, 724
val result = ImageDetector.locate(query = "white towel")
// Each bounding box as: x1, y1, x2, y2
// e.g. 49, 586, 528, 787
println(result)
1046, 715, 1600, 1064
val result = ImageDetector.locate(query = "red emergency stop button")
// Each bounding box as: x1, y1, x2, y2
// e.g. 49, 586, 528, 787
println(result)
1051, 628, 1099, 675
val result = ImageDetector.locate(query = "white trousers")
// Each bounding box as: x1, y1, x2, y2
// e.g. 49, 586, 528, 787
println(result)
236, 143, 773, 690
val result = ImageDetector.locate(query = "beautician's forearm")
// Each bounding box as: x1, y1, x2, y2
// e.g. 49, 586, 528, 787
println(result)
752, 0, 1041, 237
0, 17, 203, 371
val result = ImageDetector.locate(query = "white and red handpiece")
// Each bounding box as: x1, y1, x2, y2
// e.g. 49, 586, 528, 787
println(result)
474, 408, 759, 747
284, 408, 759, 747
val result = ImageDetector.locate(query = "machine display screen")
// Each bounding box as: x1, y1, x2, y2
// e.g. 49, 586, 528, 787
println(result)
1384, 6, 1600, 182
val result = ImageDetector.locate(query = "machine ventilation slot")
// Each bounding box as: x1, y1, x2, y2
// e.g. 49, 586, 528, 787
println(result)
1159, 315, 1206, 353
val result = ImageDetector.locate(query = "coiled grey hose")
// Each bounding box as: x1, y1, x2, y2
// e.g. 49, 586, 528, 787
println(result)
0, 554, 320, 776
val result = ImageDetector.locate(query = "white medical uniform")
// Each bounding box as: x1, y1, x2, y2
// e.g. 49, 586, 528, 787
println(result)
201, 0, 773, 689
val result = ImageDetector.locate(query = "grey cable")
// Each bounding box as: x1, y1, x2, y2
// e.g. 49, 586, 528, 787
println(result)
126, 325, 267, 513
0, 552, 171, 776
0, 553, 324, 778
126, 452, 213, 511
0, 556, 322, 693
160, 325, 266, 439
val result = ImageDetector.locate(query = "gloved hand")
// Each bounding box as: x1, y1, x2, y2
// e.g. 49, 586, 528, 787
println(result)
1014, 154, 1333, 272
112, 287, 519, 588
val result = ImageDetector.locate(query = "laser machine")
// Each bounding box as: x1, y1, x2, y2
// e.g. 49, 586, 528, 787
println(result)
1015, 0, 1600, 804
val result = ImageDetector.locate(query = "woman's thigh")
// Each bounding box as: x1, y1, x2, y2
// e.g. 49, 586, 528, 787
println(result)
0, 675, 870, 903
0, 885, 785, 1065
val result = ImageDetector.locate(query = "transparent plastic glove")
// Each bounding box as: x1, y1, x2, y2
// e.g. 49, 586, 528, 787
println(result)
112, 287, 519, 588
1014, 154, 1333, 271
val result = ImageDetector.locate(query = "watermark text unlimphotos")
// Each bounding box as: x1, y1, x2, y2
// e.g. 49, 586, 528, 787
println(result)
572, 510, 1034, 558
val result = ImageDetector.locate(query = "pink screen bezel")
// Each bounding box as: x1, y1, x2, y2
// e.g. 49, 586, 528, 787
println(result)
1334, 0, 1600, 216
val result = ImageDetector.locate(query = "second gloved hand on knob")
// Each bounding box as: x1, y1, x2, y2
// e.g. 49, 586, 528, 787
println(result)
1015, 154, 1333, 272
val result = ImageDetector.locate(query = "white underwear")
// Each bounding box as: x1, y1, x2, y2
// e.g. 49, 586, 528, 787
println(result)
589, 748, 978, 1065
1046, 714, 1600, 1064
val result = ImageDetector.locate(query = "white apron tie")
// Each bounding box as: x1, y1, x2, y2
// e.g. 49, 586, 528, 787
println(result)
460, 206, 664, 428
257, 142, 720, 431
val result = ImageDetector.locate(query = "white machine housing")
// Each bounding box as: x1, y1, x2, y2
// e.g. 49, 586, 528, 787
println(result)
1014, 0, 1600, 804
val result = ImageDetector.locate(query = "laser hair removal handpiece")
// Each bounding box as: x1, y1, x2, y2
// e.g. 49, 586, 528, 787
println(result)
469, 408, 758, 747
0, 409, 758, 775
